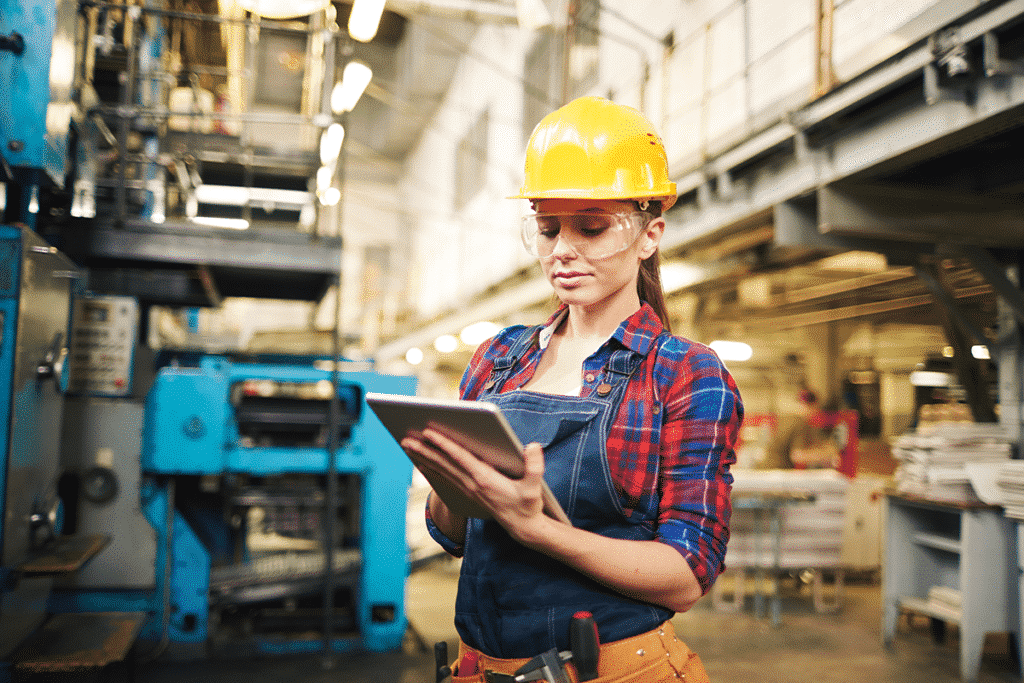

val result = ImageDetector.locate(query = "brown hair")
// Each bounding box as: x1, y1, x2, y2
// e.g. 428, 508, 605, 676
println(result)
636, 201, 672, 333
638, 250, 671, 333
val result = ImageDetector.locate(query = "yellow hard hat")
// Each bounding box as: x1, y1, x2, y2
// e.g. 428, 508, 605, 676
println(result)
512, 96, 677, 211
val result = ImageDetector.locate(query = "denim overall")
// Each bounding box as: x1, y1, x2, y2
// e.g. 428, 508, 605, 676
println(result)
454, 329, 673, 659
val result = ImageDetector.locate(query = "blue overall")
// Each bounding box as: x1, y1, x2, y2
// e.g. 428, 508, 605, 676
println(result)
454, 329, 674, 659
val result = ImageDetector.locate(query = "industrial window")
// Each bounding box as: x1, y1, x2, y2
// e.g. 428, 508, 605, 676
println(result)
522, 29, 561, 144
568, 0, 599, 99
455, 109, 489, 210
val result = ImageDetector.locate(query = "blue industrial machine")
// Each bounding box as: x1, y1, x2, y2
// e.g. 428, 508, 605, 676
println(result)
0, 0, 76, 195
0, 226, 81, 670
0, 0, 419, 671
52, 352, 416, 656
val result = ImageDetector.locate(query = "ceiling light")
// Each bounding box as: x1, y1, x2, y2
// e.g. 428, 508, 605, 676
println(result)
317, 166, 334, 192
709, 340, 752, 362
319, 187, 341, 206
910, 371, 951, 387
460, 321, 500, 346
319, 123, 345, 165
189, 216, 250, 230
238, 0, 330, 19
405, 347, 424, 365
348, 0, 386, 42
972, 345, 990, 360
299, 203, 316, 227
434, 335, 458, 353
332, 61, 372, 114
660, 262, 706, 293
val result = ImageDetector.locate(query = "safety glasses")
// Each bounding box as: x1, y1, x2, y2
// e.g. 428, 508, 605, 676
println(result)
521, 211, 652, 261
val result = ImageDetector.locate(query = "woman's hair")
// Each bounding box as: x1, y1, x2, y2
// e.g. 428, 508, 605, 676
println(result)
638, 250, 672, 333
637, 201, 672, 333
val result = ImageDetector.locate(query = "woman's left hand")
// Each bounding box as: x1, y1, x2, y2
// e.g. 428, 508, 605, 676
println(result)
401, 428, 552, 540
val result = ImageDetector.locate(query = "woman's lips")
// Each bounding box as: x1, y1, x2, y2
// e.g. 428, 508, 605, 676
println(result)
553, 271, 587, 286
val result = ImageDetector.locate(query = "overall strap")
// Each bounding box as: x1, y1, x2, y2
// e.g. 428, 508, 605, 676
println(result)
484, 325, 541, 391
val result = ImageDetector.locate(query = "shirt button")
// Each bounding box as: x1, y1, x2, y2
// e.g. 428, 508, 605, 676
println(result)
584, 373, 596, 383
596, 383, 612, 396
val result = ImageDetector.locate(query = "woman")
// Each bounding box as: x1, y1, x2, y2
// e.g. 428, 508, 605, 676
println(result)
402, 96, 743, 683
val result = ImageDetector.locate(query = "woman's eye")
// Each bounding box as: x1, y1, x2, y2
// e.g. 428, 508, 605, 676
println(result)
536, 217, 560, 237
575, 216, 615, 235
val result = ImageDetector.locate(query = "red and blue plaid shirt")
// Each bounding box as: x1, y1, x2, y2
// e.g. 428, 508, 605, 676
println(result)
427, 302, 742, 595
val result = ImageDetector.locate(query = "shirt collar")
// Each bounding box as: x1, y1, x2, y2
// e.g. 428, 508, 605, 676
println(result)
538, 302, 665, 355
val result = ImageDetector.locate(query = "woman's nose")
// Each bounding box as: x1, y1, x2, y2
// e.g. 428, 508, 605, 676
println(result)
549, 234, 579, 260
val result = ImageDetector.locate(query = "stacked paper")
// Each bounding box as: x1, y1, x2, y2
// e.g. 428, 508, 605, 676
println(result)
893, 423, 1012, 504
727, 469, 849, 569
996, 461, 1024, 519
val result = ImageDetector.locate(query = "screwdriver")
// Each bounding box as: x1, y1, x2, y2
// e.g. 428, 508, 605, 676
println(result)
569, 611, 599, 681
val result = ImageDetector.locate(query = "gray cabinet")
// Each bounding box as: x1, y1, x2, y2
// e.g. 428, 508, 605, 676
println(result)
882, 494, 1020, 683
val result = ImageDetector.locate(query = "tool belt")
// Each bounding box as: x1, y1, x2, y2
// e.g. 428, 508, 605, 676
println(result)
450, 620, 709, 683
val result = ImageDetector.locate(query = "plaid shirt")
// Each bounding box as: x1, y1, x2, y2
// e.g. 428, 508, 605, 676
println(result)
427, 302, 742, 595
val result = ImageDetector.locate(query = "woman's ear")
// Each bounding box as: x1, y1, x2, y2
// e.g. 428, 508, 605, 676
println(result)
639, 217, 665, 259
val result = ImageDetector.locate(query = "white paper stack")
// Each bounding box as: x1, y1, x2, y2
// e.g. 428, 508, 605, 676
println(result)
727, 469, 849, 569
924, 586, 963, 621
893, 423, 1012, 504
996, 461, 1024, 519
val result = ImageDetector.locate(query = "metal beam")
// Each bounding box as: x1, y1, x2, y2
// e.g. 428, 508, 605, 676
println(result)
958, 244, 1024, 329
912, 264, 993, 351
68, 222, 341, 274
665, 0, 1024, 254
818, 184, 1024, 247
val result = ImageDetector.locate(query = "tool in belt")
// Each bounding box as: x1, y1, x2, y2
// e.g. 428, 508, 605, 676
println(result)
436, 611, 600, 683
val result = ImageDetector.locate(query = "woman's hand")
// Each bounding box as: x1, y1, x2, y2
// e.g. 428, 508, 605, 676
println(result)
405, 428, 703, 612
401, 428, 553, 542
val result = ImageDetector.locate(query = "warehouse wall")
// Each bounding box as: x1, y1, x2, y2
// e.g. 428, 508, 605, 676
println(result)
396, 0, 957, 322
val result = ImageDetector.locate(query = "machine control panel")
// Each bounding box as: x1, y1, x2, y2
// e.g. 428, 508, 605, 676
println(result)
67, 295, 138, 396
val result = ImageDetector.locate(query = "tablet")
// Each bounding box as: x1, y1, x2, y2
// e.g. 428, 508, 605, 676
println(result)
365, 392, 571, 525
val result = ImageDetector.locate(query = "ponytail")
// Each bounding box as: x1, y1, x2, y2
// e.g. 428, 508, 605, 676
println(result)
635, 201, 672, 333
638, 250, 672, 333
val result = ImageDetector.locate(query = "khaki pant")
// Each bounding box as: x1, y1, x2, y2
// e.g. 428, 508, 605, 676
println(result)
451, 620, 709, 683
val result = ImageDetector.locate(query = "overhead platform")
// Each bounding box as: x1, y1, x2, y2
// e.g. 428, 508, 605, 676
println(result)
52, 220, 342, 306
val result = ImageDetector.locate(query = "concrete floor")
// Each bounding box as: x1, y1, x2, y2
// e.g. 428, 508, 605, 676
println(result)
126, 560, 1021, 683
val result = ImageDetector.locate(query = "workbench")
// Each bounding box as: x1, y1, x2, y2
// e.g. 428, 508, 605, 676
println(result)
882, 492, 1020, 683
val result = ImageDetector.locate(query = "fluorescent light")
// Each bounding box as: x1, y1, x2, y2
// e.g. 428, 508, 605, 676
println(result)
972, 345, 990, 360
299, 203, 316, 227
910, 371, 951, 387
319, 187, 341, 206
189, 216, 250, 230
28, 185, 39, 214
405, 347, 424, 365
434, 335, 458, 353
348, 0, 386, 42
660, 262, 705, 293
317, 166, 333, 192
460, 321, 500, 346
332, 61, 372, 113
195, 184, 249, 206
319, 123, 345, 165
193, 185, 310, 209
709, 340, 752, 362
